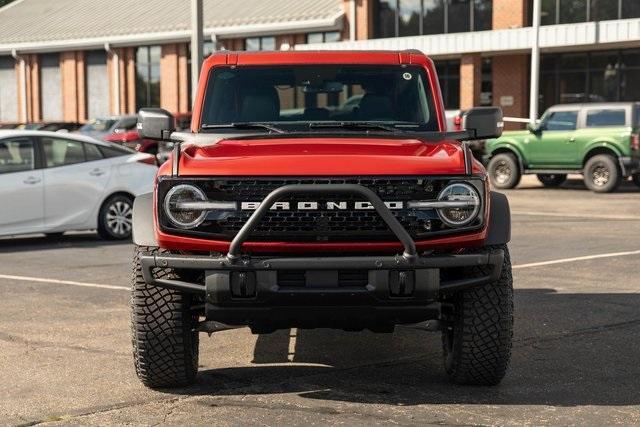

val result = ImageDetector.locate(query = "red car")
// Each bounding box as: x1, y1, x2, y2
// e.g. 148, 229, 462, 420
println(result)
130, 50, 512, 389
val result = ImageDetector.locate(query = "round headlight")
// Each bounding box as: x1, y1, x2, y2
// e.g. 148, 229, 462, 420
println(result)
164, 184, 208, 229
437, 183, 481, 227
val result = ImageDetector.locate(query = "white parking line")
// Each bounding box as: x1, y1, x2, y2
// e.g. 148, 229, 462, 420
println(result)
1, 249, 639, 291
513, 249, 640, 269
512, 210, 638, 220
0, 274, 128, 291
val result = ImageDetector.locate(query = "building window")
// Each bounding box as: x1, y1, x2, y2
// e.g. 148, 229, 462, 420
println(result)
245, 36, 276, 51
539, 49, 640, 111
306, 31, 342, 44
481, 58, 492, 106
435, 60, 460, 109
541, 0, 639, 25
374, 0, 492, 38
423, 0, 445, 34
135, 46, 161, 112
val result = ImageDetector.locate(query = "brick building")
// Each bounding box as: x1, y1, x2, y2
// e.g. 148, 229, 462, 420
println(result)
0, 0, 639, 125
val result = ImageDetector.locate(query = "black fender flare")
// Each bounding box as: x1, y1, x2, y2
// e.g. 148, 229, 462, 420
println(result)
486, 191, 511, 245
132, 193, 158, 247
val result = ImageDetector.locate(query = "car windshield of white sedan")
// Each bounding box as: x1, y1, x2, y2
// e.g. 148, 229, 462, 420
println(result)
200, 65, 438, 131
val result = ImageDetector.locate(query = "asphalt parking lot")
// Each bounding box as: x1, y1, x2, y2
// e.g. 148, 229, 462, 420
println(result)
1, 175, 639, 426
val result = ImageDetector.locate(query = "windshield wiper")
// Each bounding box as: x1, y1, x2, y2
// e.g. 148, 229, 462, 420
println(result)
308, 122, 401, 132
201, 123, 285, 133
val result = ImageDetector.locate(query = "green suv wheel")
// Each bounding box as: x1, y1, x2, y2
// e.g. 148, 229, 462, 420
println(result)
583, 155, 621, 193
632, 174, 640, 188
487, 153, 521, 189
536, 174, 567, 188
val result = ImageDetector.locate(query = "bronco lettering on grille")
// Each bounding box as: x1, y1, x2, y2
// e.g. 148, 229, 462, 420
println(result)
240, 201, 404, 211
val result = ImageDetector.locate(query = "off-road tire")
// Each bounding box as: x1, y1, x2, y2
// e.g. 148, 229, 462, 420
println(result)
442, 244, 513, 385
131, 245, 199, 388
488, 154, 521, 189
632, 173, 640, 188
583, 155, 621, 193
98, 194, 134, 240
536, 173, 567, 187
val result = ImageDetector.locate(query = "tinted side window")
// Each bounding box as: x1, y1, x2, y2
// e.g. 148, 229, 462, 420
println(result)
84, 142, 104, 161
635, 106, 640, 126
545, 111, 578, 131
114, 117, 138, 131
42, 137, 85, 167
586, 109, 626, 127
98, 145, 131, 158
0, 137, 35, 174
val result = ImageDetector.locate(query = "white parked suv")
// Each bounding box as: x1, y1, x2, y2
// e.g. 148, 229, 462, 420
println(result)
0, 130, 157, 239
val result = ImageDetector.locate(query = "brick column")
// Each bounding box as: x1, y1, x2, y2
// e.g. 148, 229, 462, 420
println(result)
492, 0, 529, 128
61, 51, 86, 122
493, 0, 527, 29
178, 43, 189, 113
460, 54, 482, 110
160, 44, 180, 113
493, 54, 529, 129
24, 54, 41, 122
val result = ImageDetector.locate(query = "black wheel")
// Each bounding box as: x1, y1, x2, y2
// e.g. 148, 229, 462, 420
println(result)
97, 194, 133, 240
131, 246, 199, 388
487, 154, 521, 189
583, 155, 621, 193
632, 173, 640, 188
442, 244, 513, 385
536, 174, 567, 187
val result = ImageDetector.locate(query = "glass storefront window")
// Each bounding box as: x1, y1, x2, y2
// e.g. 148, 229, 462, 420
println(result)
399, 0, 422, 36
542, 0, 638, 25
539, 49, 640, 111
135, 46, 161, 111
541, 0, 557, 25
373, 0, 491, 38
590, 0, 618, 21
473, 0, 493, 31
374, 0, 398, 38
622, 0, 640, 19
448, 0, 471, 33
558, 0, 587, 24
436, 60, 460, 109
245, 37, 276, 51
423, 0, 445, 34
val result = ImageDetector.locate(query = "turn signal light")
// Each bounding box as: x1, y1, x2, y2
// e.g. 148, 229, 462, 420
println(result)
631, 134, 639, 151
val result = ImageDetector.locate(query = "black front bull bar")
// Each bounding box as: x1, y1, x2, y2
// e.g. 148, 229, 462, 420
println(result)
139, 184, 504, 297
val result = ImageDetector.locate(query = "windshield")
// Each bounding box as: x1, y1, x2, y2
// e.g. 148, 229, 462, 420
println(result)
200, 65, 438, 131
80, 118, 117, 133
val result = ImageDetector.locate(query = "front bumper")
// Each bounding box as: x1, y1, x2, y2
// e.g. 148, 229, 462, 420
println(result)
143, 183, 501, 330
139, 249, 504, 329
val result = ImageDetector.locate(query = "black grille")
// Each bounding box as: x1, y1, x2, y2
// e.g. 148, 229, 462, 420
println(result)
157, 177, 484, 242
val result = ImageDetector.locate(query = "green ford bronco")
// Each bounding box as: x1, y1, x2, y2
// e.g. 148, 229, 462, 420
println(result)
485, 102, 640, 193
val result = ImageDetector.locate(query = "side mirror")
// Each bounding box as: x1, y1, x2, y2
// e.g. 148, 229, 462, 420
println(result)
137, 108, 175, 140
462, 107, 503, 140
527, 123, 541, 134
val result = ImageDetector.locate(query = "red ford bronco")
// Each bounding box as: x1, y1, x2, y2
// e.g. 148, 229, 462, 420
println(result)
131, 50, 513, 388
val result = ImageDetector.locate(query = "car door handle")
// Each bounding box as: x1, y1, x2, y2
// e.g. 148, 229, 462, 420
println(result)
89, 169, 105, 176
568, 137, 576, 142
23, 176, 41, 185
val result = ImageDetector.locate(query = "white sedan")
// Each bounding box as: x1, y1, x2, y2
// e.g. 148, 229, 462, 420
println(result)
0, 130, 157, 240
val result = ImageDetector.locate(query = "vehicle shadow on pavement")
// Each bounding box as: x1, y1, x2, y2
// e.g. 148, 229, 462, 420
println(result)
516, 178, 639, 193
167, 288, 640, 407
0, 233, 127, 253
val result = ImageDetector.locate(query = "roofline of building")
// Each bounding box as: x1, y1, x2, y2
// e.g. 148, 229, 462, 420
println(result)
0, 10, 344, 54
